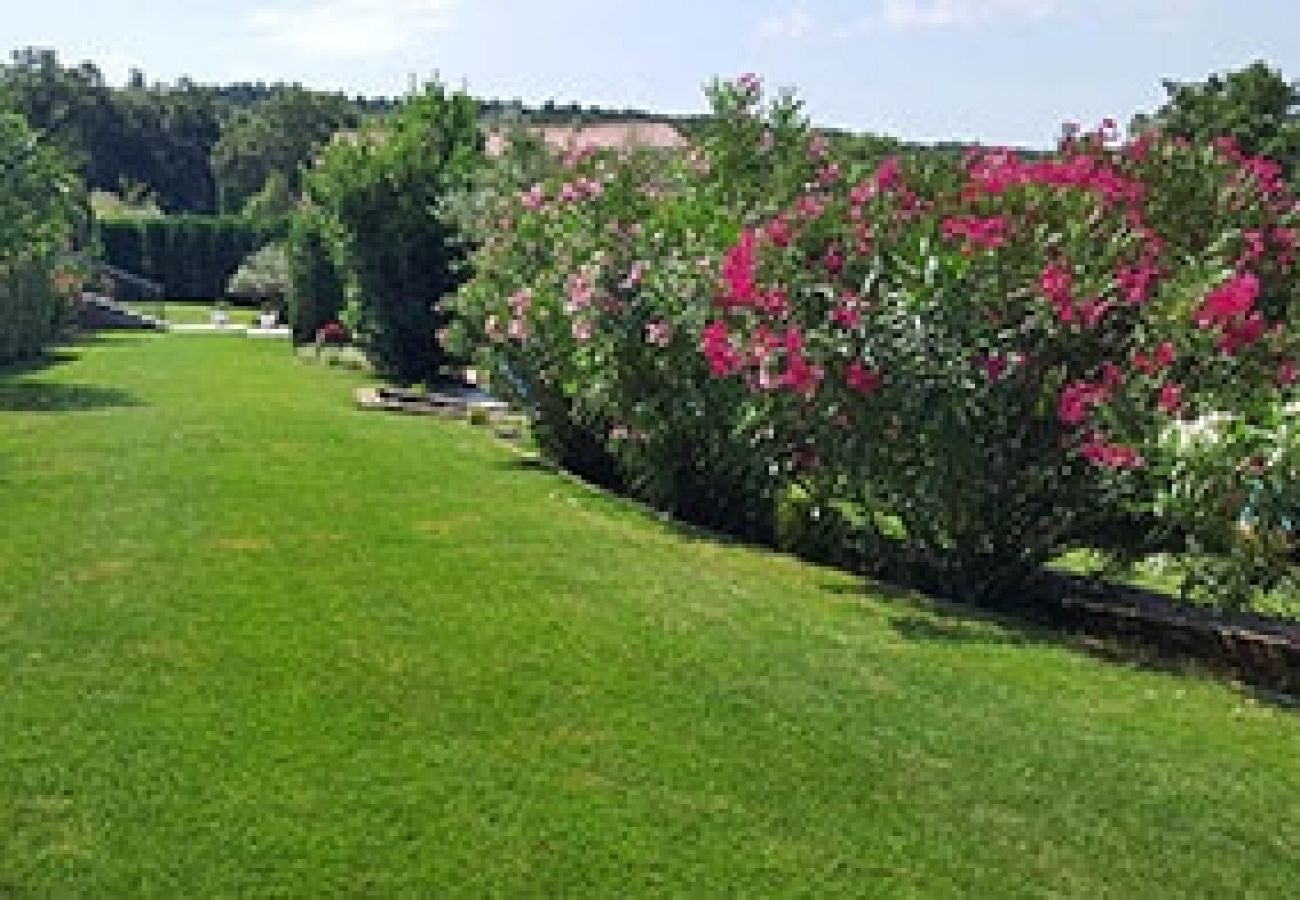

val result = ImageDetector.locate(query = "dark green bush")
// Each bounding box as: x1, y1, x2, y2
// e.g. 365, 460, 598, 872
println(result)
0, 111, 84, 365
285, 211, 345, 343
306, 82, 480, 383
95, 216, 287, 300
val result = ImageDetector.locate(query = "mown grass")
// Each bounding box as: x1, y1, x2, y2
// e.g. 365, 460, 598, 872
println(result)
1, 334, 1298, 896
126, 300, 263, 326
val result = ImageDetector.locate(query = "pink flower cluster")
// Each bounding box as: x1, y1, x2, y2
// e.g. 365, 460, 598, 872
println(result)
1080, 436, 1145, 469
964, 149, 1145, 207
1193, 272, 1266, 356
941, 215, 1011, 252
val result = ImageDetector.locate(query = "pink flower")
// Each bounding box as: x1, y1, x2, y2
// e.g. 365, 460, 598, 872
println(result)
508, 288, 533, 315
1216, 311, 1266, 356
737, 72, 762, 96
1154, 341, 1177, 369
977, 354, 1009, 382
823, 247, 845, 276
645, 319, 674, 347
702, 320, 743, 376
571, 319, 593, 342
508, 318, 527, 341
620, 262, 647, 290
1241, 229, 1267, 264
872, 157, 902, 194
566, 272, 594, 313
1100, 362, 1126, 390
1157, 382, 1183, 414
1278, 360, 1298, 387
1115, 262, 1158, 304
846, 360, 884, 395
941, 215, 1011, 251
1081, 437, 1145, 470
1196, 274, 1258, 330
1078, 297, 1113, 330
1039, 262, 1074, 323
830, 302, 861, 329
1058, 380, 1107, 426
520, 183, 547, 211
782, 353, 824, 397
809, 133, 829, 161
719, 228, 760, 310
764, 217, 794, 247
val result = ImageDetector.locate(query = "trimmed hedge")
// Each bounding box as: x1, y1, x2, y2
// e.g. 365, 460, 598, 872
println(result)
96, 216, 287, 300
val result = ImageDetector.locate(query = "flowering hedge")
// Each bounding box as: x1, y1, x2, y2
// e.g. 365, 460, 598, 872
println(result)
451, 77, 823, 539
454, 78, 1300, 607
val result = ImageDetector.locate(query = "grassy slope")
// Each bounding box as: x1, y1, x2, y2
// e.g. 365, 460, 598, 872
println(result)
1, 334, 1297, 896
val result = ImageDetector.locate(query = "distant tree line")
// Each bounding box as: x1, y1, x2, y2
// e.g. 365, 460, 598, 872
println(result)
2, 46, 1294, 222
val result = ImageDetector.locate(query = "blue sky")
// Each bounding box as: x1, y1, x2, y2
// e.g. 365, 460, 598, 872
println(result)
8, 0, 1299, 146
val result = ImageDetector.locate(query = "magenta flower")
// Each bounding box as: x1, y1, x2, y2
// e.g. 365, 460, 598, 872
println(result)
1080, 437, 1145, 469
846, 360, 883, 395
1058, 381, 1107, 426
782, 352, 823, 397
1194, 272, 1259, 329
1157, 382, 1183, 414
702, 320, 743, 376
1039, 262, 1075, 322
719, 229, 760, 310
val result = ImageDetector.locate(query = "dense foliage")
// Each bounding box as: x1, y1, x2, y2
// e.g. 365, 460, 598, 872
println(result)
285, 210, 346, 343
211, 85, 359, 213
0, 110, 84, 364
304, 82, 480, 384
1136, 61, 1300, 184
226, 243, 289, 308
1, 48, 222, 213
452, 78, 826, 538
96, 216, 285, 300
455, 75, 1300, 607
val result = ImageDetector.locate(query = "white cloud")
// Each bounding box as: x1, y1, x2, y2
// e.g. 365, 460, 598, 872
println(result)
881, 0, 1059, 30
247, 0, 456, 60
757, 7, 818, 40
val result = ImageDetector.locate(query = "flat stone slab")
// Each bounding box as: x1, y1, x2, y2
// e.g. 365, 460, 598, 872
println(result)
356, 387, 524, 434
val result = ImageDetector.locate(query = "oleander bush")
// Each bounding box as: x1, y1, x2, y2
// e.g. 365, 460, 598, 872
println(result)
453, 75, 1300, 607
451, 76, 820, 538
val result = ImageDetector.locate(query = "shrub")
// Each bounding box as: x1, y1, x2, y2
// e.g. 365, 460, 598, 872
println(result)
285, 211, 346, 344
705, 126, 1300, 603
455, 75, 1300, 609
226, 243, 289, 310
451, 76, 820, 539
306, 82, 480, 385
0, 111, 85, 365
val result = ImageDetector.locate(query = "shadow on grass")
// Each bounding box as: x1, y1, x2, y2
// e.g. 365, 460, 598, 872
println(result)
841, 576, 1300, 712
888, 612, 1034, 647
493, 450, 1300, 709
0, 382, 142, 413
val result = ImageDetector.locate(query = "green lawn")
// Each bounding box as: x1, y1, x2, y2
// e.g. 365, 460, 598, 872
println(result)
2, 334, 1298, 896
126, 300, 264, 326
